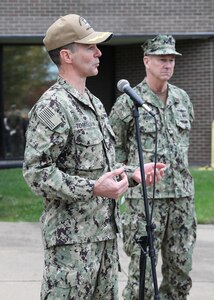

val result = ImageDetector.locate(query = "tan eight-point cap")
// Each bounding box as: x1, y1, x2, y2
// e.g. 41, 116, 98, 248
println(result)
43, 14, 113, 51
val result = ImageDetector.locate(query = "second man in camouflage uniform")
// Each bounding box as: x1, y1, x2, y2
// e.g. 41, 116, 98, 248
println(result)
109, 35, 197, 300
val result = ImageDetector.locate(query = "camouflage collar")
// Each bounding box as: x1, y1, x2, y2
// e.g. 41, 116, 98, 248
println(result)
57, 76, 95, 109
141, 79, 180, 108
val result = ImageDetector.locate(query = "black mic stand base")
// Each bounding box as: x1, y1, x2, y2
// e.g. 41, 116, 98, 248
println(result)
135, 223, 160, 300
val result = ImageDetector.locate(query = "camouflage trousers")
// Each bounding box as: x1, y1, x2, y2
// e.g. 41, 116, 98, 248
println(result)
41, 239, 119, 300
122, 196, 197, 300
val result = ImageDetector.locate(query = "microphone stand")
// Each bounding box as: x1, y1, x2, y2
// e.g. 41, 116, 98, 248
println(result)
131, 102, 160, 300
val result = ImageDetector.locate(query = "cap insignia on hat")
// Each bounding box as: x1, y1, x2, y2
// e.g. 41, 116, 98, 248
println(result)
163, 35, 174, 45
79, 16, 92, 31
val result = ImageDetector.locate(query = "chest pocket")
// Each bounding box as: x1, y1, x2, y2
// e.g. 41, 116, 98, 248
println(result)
74, 127, 105, 170
174, 106, 191, 147
139, 114, 159, 151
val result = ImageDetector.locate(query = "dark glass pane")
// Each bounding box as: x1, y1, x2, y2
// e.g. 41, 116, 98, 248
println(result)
2, 45, 57, 160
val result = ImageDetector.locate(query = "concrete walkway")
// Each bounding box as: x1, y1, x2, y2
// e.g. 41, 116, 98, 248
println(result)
0, 222, 213, 300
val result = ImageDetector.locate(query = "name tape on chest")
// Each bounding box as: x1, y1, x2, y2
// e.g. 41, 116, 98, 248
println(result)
37, 107, 62, 130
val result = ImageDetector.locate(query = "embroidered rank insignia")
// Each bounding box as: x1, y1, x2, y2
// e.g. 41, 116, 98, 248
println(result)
37, 107, 62, 130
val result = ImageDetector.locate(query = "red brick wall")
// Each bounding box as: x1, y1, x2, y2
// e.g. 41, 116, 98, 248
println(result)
0, 0, 213, 34
171, 39, 214, 166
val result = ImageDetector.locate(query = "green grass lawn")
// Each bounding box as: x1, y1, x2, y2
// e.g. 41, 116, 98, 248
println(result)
0, 168, 213, 223
0, 168, 43, 221
191, 168, 214, 224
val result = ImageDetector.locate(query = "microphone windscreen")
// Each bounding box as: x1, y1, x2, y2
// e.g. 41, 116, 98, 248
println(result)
117, 79, 130, 92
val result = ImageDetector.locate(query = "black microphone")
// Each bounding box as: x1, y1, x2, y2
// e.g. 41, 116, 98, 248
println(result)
117, 79, 154, 116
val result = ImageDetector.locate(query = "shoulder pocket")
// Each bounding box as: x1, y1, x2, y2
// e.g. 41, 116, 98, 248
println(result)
174, 104, 192, 131
176, 118, 191, 131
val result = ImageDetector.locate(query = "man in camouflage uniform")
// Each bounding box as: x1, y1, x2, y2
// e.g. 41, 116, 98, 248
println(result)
109, 35, 197, 299
23, 15, 165, 300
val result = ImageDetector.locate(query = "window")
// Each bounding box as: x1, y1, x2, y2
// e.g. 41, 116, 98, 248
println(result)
1, 45, 57, 160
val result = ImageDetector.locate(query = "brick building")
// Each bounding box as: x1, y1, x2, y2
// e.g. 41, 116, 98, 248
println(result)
0, 0, 213, 166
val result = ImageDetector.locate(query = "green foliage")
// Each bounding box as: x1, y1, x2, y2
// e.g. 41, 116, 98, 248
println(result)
3, 45, 57, 110
0, 168, 213, 223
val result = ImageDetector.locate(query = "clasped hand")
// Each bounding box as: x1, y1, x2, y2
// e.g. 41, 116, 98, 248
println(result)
93, 163, 166, 199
